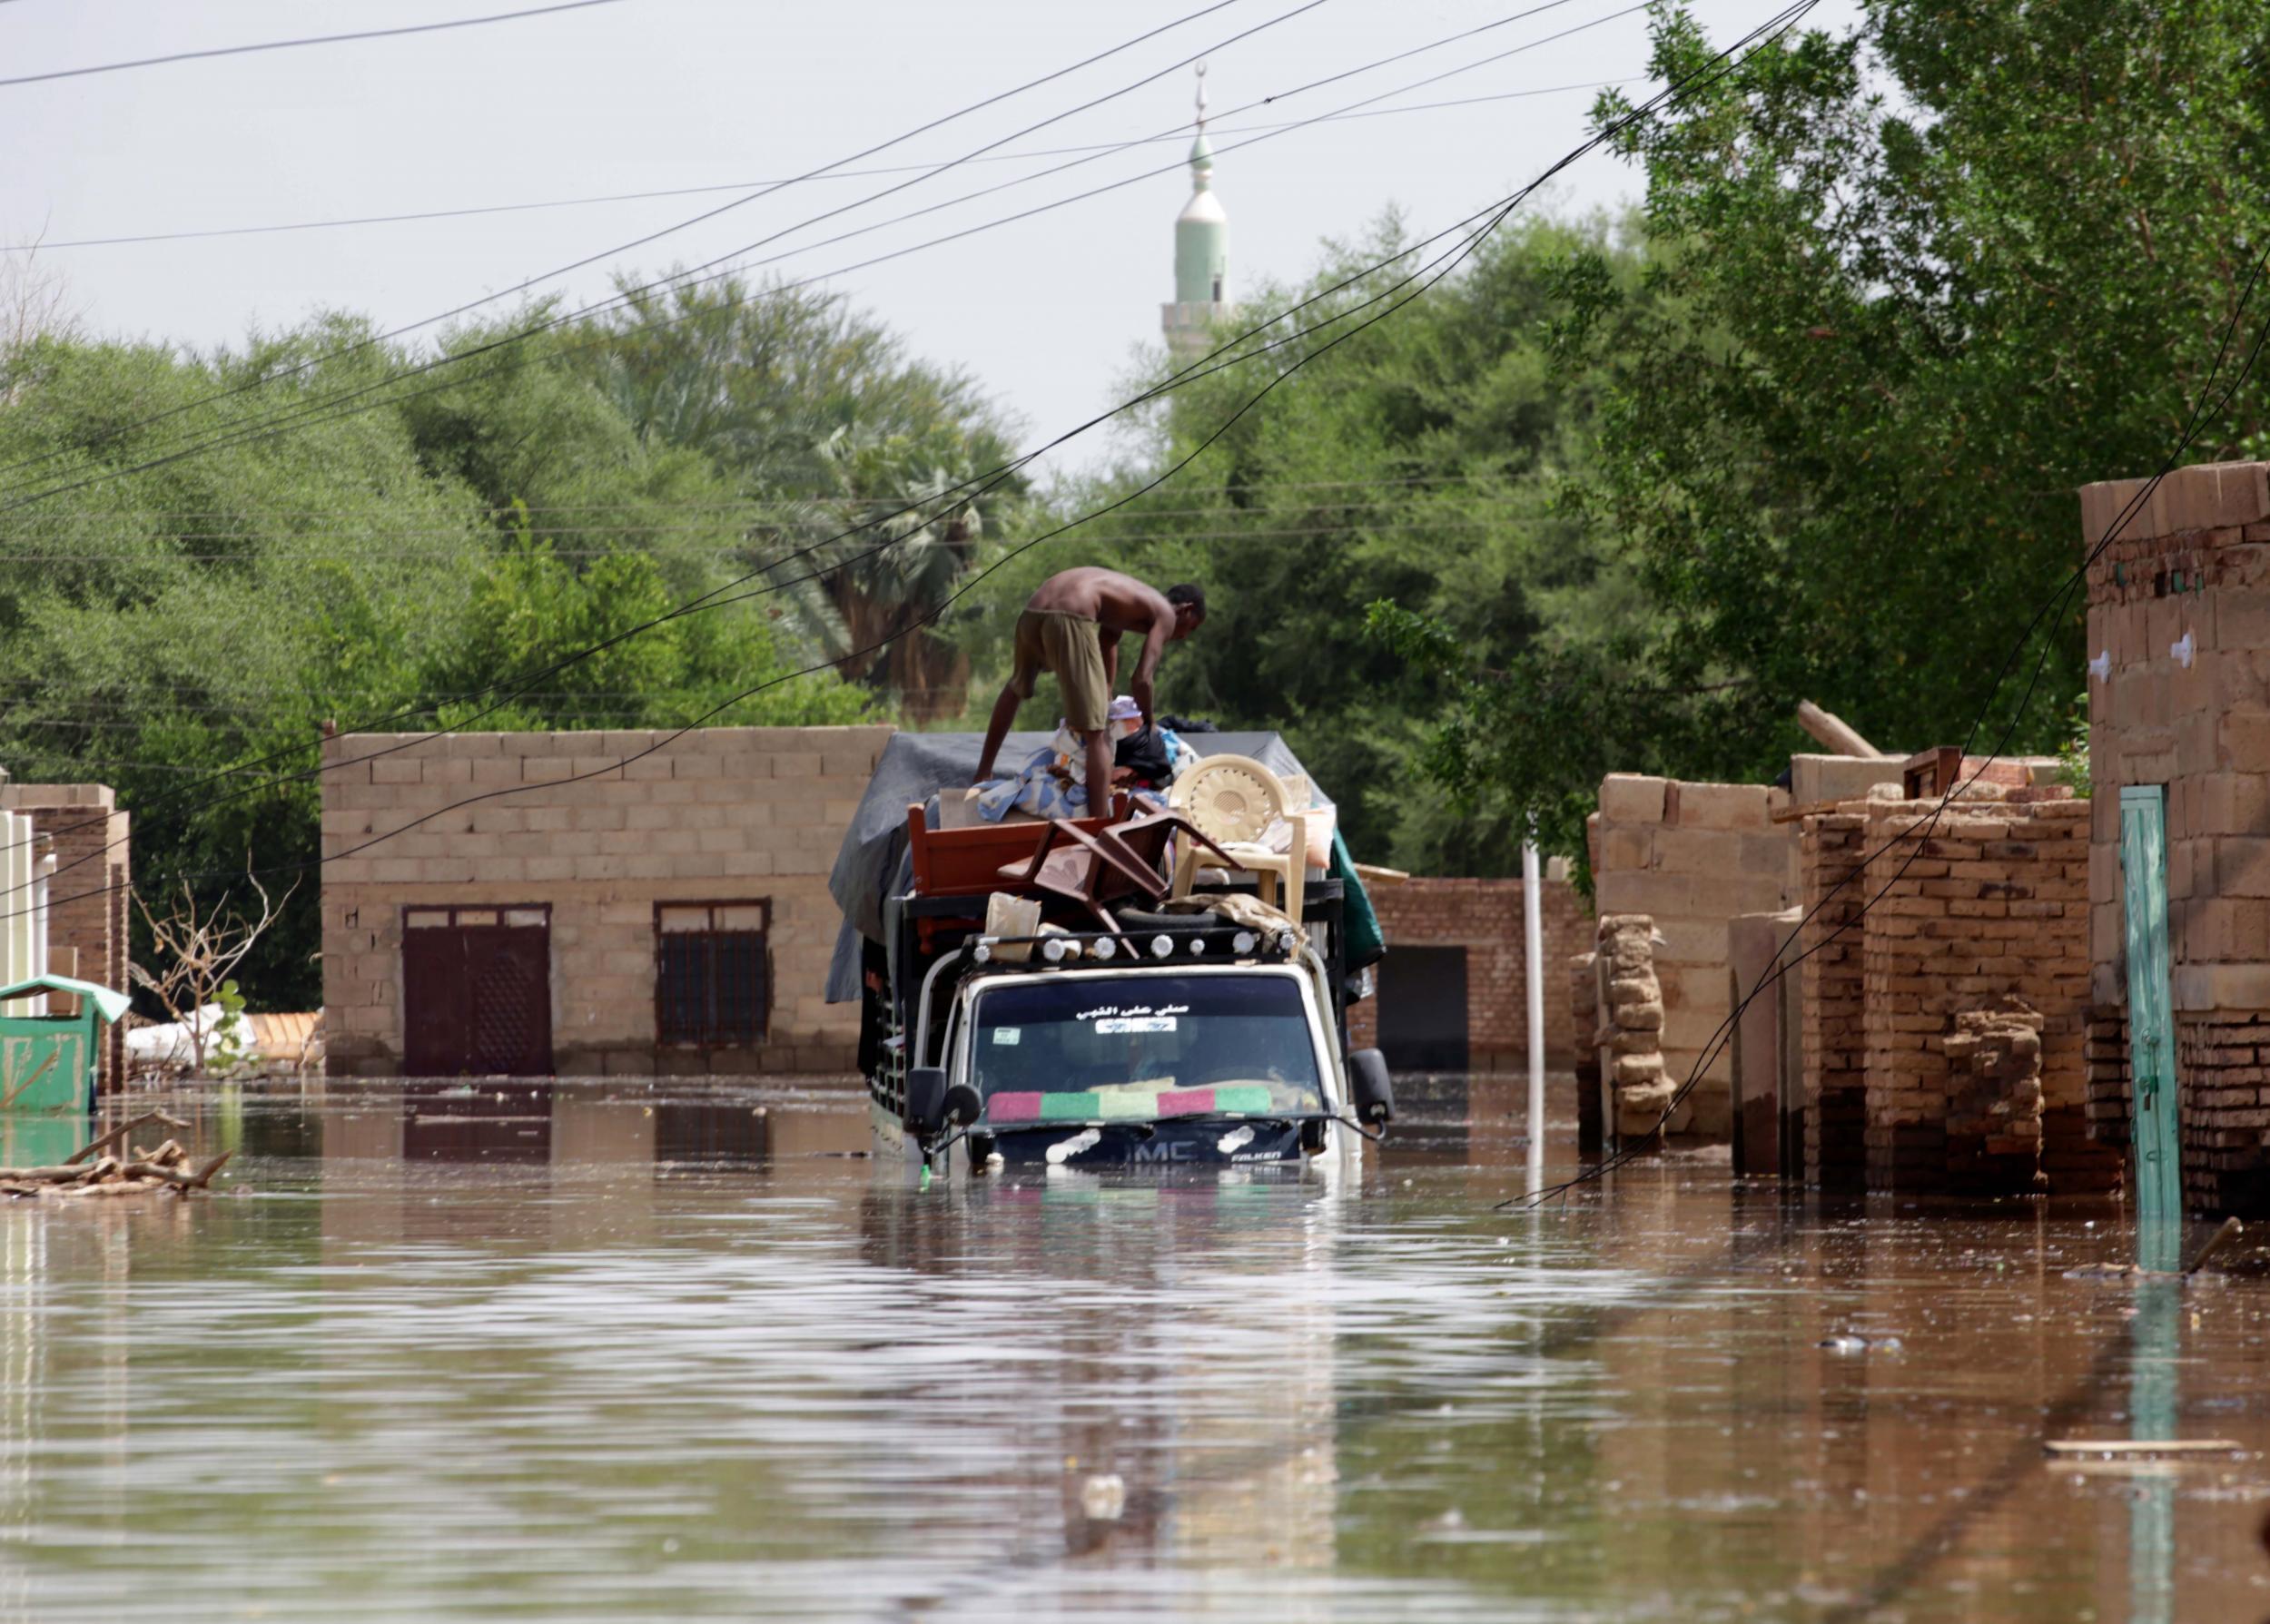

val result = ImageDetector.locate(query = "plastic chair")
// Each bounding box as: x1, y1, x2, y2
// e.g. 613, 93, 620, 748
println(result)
1167, 754, 1310, 930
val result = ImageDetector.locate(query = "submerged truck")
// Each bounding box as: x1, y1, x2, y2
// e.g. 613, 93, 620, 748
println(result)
824, 732, 1393, 1176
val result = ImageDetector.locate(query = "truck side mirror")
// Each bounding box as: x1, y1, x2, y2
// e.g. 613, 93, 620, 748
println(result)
905, 1067, 948, 1137
1348, 1048, 1395, 1126
943, 1082, 983, 1129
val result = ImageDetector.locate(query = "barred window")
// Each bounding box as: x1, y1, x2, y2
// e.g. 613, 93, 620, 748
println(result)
655, 901, 770, 1048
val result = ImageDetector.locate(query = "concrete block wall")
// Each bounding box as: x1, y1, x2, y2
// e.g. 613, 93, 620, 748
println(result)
0, 783, 131, 1093
2079, 458, 2270, 1213
1588, 775, 1800, 1135
1345, 876, 1587, 1070
320, 726, 894, 1078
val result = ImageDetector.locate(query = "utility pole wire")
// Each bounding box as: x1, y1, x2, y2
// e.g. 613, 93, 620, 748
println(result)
2, 81, 1627, 253
0, 0, 1270, 482
0, 9, 1672, 863
0, 0, 1822, 917
0, 0, 631, 89
0, 0, 1643, 512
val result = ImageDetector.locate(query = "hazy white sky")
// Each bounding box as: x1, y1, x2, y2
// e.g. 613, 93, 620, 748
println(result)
0, 0, 1860, 481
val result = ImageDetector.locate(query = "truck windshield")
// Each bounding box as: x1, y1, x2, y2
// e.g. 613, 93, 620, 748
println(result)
971, 973, 1325, 1127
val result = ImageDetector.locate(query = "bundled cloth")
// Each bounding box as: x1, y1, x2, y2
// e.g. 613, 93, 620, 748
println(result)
973, 696, 1195, 822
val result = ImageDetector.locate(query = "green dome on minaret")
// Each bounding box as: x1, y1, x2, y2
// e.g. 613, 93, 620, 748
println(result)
1162, 63, 1233, 358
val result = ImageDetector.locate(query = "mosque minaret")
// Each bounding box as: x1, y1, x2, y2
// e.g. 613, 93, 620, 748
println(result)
1160, 63, 1235, 359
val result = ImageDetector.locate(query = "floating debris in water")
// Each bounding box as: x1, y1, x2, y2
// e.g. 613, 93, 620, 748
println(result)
0, 1111, 231, 1201
1818, 1334, 1902, 1354
1079, 1473, 1125, 1521
1045, 1128, 1102, 1166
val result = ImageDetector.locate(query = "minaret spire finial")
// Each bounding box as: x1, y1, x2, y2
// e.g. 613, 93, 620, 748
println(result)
1195, 60, 1208, 133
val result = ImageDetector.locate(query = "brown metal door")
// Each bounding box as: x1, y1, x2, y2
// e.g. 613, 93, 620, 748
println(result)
401, 908, 553, 1077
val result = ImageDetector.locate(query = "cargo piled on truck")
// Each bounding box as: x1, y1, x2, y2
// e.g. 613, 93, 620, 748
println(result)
824, 730, 1391, 1175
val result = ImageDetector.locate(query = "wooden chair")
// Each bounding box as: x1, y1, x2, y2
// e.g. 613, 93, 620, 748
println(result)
996, 819, 1171, 930
1099, 810, 1238, 891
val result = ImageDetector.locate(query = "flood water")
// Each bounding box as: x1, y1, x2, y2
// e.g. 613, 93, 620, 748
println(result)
5, 1077, 2270, 1622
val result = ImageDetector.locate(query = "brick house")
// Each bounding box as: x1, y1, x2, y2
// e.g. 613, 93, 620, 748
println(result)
320, 726, 893, 1078
2079, 459, 2270, 1215
0, 781, 132, 1092
1346, 874, 1586, 1073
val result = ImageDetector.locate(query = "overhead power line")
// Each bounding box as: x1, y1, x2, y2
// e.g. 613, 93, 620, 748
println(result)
0, 0, 631, 90
0, 0, 1646, 513
0, 475, 1524, 517
0, 0, 1824, 912
4, 81, 1628, 252
0, 0, 1286, 487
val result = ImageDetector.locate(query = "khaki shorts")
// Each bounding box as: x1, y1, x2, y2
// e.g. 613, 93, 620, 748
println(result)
1010, 608, 1110, 732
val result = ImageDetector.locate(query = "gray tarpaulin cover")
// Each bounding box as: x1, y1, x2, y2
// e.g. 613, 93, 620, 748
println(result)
824, 730, 1339, 1003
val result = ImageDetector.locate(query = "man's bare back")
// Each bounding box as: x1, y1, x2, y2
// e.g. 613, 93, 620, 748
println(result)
972, 567, 1208, 789
1024, 566, 1175, 635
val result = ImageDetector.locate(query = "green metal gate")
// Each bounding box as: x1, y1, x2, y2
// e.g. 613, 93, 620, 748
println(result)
2119, 787, 2184, 1260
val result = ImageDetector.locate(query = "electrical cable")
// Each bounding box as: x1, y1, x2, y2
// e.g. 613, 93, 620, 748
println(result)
0, 4, 1682, 832
0, 0, 1815, 900
7, 81, 1630, 253
0, 0, 630, 90
0, 0, 1625, 503
0, 516, 1553, 562
0, 0, 1290, 486
0, 0, 1826, 920
1503, 228, 2270, 1210
2, 475, 1530, 517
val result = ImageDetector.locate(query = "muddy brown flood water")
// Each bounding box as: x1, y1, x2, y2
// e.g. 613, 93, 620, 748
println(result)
4, 1078, 2270, 1621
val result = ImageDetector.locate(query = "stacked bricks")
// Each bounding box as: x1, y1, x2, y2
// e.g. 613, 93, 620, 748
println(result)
1593, 914, 1672, 1139
2079, 458, 2270, 1214
2174, 1016, 2270, 1214
1800, 792, 2116, 1196
1941, 999, 2047, 1193
1799, 812, 1869, 1190
1589, 775, 1801, 1136
320, 725, 893, 1078
0, 782, 131, 1094
1344, 875, 1587, 1070
2084, 1008, 2131, 1151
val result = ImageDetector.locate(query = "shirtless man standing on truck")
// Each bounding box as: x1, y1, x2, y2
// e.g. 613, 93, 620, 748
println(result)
972, 567, 1207, 803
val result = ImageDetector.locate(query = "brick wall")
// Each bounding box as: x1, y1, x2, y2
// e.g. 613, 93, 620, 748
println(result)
1799, 812, 1869, 1191
0, 783, 131, 1093
2078, 458, 2270, 1213
1847, 796, 2114, 1195
321, 726, 893, 1078
1346, 875, 1587, 1069
1589, 775, 1804, 1135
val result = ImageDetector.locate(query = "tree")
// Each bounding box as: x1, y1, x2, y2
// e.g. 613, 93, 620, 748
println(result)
946, 212, 1659, 874
0, 311, 869, 1008
564, 273, 1028, 717
130, 870, 293, 1077
1391, 0, 2270, 866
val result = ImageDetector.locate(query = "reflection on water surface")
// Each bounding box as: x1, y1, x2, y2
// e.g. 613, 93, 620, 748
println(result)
3, 1077, 2268, 1621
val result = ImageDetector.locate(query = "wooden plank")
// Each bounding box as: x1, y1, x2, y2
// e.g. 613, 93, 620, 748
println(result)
2045, 1439, 2240, 1457
1771, 797, 1852, 825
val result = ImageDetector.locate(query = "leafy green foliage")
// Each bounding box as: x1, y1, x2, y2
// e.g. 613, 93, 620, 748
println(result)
947, 213, 1656, 873
558, 275, 1030, 714
1368, 0, 2270, 860
0, 306, 865, 1009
